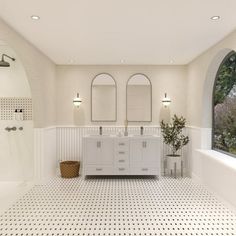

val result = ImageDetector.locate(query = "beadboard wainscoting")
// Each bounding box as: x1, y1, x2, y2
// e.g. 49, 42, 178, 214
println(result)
34, 126, 190, 182
34, 127, 57, 183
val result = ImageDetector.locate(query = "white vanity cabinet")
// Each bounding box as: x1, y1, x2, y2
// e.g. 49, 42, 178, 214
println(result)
83, 135, 160, 177
130, 138, 160, 175
83, 137, 114, 175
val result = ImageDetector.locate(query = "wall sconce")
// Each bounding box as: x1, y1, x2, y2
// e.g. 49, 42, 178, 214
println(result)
162, 93, 171, 107
73, 93, 82, 107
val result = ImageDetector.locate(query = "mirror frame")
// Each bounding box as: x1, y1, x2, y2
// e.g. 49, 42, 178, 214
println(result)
126, 73, 152, 122
91, 73, 117, 122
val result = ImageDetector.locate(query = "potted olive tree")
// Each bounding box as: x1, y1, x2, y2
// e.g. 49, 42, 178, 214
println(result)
160, 115, 189, 177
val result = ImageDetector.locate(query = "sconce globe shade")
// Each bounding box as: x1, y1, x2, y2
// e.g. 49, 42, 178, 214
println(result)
162, 93, 171, 107
73, 93, 82, 107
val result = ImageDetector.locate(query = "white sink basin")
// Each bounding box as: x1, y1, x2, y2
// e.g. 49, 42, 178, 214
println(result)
130, 134, 160, 138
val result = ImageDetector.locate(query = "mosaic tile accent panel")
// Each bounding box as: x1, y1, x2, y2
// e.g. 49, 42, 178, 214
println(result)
0, 176, 236, 235
0, 97, 32, 120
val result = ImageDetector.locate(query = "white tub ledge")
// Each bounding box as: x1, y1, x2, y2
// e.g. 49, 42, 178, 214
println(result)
197, 149, 236, 171
194, 149, 236, 211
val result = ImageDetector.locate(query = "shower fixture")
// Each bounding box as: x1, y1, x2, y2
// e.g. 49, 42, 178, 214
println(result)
5, 126, 17, 132
0, 54, 15, 67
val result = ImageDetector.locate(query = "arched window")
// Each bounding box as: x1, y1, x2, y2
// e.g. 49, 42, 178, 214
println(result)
212, 51, 236, 156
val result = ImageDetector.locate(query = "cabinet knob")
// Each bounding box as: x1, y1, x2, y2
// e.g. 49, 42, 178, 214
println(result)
96, 168, 103, 171
142, 168, 148, 171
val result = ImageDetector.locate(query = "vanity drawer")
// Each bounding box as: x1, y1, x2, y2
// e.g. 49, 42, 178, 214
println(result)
115, 140, 129, 149
115, 149, 129, 155
114, 166, 129, 174
115, 158, 128, 164
84, 165, 113, 175
131, 165, 159, 175
115, 151, 129, 162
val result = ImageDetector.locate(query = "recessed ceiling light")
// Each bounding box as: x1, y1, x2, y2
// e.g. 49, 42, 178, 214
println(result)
210, 16, 220, 20
31, 15, 40, 20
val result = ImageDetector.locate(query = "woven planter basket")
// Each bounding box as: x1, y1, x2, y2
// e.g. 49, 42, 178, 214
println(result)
60, 161, 80, 178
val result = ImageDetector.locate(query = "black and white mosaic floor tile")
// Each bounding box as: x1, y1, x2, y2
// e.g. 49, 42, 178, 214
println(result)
0, 176, 235, 235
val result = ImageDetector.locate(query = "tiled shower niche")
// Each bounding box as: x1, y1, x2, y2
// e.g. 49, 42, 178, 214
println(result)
0, 97, 33, 120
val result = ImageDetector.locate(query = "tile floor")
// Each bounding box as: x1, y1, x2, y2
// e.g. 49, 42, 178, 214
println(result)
0, 176, 235, 235
0, 182, 33, 215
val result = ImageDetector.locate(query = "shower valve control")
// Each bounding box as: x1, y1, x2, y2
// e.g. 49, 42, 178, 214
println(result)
5, 126, 17, 132
4, 126, 23, 132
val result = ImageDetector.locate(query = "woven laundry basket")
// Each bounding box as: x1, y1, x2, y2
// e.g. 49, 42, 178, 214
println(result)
60, 161, 80, 178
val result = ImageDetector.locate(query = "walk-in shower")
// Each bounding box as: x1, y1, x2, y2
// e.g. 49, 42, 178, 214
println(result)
0, 44, 33, 181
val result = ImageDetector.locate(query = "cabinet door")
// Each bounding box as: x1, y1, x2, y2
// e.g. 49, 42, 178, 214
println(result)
85, 139, 102, 165
101, 139, 114, 165
142, 139, 159, 164
130, 140, 142, 165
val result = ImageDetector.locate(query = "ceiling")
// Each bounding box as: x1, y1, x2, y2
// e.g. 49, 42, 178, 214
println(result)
0, 0, 236, 65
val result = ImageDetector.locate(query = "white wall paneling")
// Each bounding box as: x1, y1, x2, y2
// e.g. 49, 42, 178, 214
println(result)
34, 127, 57, 183
34, 128, 44, 182
35, 125, 191, 181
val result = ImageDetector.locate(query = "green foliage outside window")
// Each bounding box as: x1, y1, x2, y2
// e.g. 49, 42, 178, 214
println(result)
213, 52, 236, 155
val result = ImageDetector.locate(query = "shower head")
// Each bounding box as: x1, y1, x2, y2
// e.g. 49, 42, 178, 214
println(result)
0, 54, 15, 67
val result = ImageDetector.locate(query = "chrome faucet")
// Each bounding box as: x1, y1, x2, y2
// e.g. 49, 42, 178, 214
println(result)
5, 126, 17, 132
140, 126, 144, 135
124, 120, 128, 136
99, 126, 102, 135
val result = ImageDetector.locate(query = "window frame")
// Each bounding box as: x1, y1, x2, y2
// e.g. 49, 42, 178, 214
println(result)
212, 50, 236, 158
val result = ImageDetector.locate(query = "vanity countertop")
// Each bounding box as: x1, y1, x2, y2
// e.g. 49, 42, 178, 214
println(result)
83, 134, 160, 139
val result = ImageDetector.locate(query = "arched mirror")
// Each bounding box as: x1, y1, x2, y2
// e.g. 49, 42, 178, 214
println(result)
126, 73, 152, 122
91, 73, 117, 121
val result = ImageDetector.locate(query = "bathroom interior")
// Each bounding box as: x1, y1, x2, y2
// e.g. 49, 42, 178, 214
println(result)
0, 0, 236, 235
